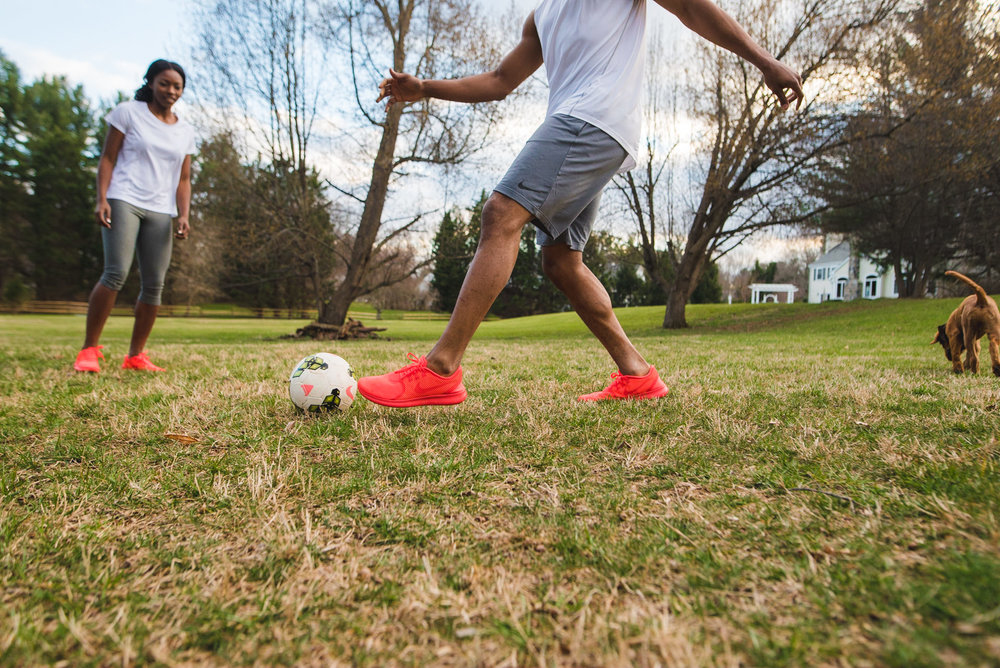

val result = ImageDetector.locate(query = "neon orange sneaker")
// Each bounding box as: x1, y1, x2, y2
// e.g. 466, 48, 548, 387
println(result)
122, 351, 165, 372
578, 365, 669, 402
358, 353, 467, 407
73, 346, 104, 373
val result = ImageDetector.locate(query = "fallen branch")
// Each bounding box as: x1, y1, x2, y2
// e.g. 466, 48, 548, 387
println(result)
293, 319, 387, 340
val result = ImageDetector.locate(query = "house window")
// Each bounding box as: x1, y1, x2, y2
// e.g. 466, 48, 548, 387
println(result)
836, 278, 847, 299
864, 275, 879, 299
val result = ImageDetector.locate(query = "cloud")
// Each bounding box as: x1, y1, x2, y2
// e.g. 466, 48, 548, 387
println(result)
1, 39, 142, 100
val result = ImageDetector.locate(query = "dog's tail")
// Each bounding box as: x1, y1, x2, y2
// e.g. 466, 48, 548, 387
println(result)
946, 270, 989, 307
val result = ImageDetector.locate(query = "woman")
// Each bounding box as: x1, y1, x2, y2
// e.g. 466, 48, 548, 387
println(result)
74, 59, 196, 373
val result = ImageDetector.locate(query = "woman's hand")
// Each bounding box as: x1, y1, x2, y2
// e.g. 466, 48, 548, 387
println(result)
175, 217, 190, 240
95, 200, 112, 228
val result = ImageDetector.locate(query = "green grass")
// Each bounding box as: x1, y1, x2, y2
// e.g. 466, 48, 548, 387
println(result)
1, 299, 999, 667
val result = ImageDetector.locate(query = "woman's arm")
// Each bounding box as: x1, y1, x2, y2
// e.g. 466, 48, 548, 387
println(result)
95, 127, 125, 228
652, 0, 804, 108
377, 12, 543, 108
174, 155, 192, 239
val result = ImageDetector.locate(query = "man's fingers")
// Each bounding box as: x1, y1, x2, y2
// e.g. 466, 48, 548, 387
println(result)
792, 83, 804, 109
774, 86, 788, 108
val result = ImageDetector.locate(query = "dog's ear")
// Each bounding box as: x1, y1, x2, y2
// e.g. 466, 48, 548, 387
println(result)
933, 324, 953, 360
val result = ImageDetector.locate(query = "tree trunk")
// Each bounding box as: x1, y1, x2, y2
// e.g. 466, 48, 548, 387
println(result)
318, 2, 414, 327
662, 215, 714, 329
320, 102, 403, 325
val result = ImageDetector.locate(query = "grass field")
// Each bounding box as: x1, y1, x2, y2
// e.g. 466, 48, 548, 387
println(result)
1, 299, 998, 667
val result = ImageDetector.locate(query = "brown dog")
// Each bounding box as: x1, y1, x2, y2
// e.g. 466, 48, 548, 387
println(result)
932, 271, 1000, 376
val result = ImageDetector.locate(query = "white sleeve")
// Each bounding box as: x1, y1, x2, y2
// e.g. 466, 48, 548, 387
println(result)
105, 102, 132, 134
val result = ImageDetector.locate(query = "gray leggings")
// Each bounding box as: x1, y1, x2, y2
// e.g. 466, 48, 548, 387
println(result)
99, 199, 174, 306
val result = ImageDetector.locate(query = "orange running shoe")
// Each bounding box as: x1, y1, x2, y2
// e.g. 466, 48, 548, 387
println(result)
578, 365, 669, 402
73, 346, 104, 373
122, 351, 165, 372
358, 353, 467, 407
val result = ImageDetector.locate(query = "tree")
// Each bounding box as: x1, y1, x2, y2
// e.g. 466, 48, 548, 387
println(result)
751, 260, 778, 284
812, 0, 1000, 296
0, 52, 28, 297
194, 0, 506, 331
690, 260, 722, 303
317, 0, 507, 327
195, 0, 340, 312
19, 76, 99, 300
618, 0, 896, 327
0, 55, 100, 301
430, 208, 470, 312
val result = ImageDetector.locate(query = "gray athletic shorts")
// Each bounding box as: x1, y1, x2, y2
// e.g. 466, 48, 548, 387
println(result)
494, 114, 627, 252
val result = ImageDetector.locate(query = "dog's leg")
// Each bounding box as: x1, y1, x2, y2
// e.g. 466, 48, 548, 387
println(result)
964, 332, 980, 374
950, 337, 965, 374
989, 333, 1000, 377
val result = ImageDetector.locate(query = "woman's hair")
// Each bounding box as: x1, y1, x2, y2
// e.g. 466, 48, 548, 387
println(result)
134, 60, 187, 102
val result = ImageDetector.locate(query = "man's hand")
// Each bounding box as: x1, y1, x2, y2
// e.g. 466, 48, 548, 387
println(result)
175, 217, 190, 240
761, 58, 804, 110
377, 69, 425, 111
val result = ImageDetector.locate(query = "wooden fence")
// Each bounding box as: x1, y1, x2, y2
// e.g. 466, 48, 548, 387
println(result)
0, 301, 447, 321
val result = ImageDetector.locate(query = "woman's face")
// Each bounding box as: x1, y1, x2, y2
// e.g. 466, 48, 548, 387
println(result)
151, 69, 184, 109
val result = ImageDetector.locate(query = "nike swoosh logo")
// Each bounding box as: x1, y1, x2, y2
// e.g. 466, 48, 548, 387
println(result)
517, 180, 548, 193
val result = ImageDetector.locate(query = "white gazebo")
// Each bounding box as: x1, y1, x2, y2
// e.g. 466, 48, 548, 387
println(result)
749, 283, 798, 304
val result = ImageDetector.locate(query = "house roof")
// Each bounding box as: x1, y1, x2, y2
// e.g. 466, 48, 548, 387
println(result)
811, 240, 850, 267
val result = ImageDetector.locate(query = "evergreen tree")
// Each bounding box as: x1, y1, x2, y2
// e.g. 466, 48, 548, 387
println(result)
20, 75, 98, 300
690, 261, 722, 304
751, 260, 778, 284
0, 53, 29, 299
430, 208, 469, 312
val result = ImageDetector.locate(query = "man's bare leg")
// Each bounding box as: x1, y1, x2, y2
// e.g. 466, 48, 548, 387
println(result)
541, 243, 649, 376
426, 193, 533, 375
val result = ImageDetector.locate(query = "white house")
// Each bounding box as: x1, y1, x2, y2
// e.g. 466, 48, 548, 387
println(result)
808, 236, 898, 304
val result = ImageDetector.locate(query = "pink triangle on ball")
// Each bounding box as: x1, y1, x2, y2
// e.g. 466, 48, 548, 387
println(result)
302, 384, 314, 396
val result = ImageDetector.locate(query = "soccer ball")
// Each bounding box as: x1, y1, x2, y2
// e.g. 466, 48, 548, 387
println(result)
288, 352, 358, 412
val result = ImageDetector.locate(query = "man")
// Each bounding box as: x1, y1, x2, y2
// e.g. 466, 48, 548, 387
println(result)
358, 0, 803, 407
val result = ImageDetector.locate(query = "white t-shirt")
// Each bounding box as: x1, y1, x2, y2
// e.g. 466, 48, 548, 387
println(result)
534, 0, 647, 172
105, 100, 196, 216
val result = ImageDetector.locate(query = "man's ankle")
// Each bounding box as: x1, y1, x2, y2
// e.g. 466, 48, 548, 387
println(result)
425, 353, 459, 377
618, 362, 652, 377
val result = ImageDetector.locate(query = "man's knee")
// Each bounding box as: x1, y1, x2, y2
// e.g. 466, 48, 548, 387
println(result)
480, 193, 529, 243
541, 246, 581, 284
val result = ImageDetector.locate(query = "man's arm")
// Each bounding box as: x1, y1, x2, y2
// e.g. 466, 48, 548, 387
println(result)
377, 12, 543, 109
652, 0, 804, 108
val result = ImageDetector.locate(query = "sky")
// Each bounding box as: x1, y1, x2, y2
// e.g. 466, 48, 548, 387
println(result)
0, 0, 197, 102
0, 0, 538, 101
